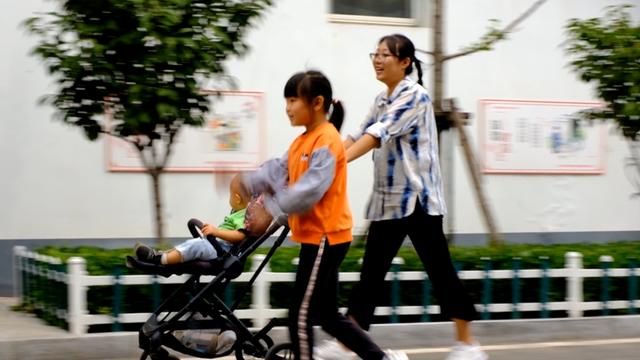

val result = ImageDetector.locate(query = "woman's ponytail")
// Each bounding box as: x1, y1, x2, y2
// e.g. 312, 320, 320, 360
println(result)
414, 56, 424, 86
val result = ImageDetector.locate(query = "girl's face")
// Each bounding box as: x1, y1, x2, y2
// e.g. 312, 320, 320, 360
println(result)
285, 97, 313, 127
372, 41, 410, 86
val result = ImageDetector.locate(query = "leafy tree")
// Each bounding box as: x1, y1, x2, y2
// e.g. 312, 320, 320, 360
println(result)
24, 0, 272, 243
566, 5, 640, 197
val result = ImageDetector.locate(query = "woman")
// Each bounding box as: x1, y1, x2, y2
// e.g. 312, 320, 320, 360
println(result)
317, 34, 487, 360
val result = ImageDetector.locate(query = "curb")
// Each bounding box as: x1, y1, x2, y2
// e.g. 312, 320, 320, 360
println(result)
1, 316, 639, 359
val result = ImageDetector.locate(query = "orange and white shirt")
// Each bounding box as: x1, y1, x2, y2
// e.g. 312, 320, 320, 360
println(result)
244, 122, 352, 245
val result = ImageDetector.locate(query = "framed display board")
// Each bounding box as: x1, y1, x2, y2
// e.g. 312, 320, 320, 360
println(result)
479, 99, 606, 174
106, 91, 266, 172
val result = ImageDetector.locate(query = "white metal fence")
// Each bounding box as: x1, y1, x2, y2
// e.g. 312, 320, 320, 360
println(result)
13, 246, 640, 335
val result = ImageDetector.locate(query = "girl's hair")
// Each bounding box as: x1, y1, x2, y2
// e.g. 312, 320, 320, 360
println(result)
378, 34, 423, 86
283, 70, 344, 132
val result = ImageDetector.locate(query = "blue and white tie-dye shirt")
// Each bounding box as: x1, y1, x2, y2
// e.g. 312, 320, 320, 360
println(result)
349, 77, 447, 220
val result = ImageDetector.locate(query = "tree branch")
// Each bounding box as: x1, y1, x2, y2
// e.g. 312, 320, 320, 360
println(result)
443, 0, 547, 62
416, 48, 435, 57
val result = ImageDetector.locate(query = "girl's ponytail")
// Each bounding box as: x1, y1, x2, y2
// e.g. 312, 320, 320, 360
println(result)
329, 99, 344, 132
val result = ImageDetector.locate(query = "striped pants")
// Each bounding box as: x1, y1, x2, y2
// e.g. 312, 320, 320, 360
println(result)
289, 238, 386, 360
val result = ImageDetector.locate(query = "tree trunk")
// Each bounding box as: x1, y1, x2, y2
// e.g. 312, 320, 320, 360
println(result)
150, 170, 166, 246
432, 0, 444, 112
448, 100, 503, 247
628, 140, 640, 197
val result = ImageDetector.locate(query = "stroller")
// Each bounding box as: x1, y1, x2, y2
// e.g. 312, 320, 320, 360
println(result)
126, 215, 295, 360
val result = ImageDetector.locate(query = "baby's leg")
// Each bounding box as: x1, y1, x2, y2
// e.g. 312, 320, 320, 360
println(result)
173, 238, 217, 263
161, 249, 183, 265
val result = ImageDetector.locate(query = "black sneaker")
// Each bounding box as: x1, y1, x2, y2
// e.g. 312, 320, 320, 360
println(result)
134, 243, 162, 264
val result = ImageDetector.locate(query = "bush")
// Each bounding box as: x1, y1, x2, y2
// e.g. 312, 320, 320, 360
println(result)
29, 241, 640, 330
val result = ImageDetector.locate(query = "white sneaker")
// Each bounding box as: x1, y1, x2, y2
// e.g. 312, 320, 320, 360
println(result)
384, 349, 409, 360
314, 339, 357, 360
445, 342, 488, 360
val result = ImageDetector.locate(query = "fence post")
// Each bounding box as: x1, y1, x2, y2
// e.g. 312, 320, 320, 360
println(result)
152, 274, 161, 311
112, 266, 123, 332
251, 254, 269, 329
599, 255, 613, 316
13, 246, 27, 304
23, 253, 32, 308
629, 258, 637, 315
481, 257, 492, 320
539, 256, 550, 318
422, 272, 431, 322
565, 252, 583, 318
390, 257, 404, 323
511, 257, 521, 319
67, 257, 88, 335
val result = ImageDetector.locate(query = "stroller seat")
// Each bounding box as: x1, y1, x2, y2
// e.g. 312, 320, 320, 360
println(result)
126, 213, 288, 279
125, 254, 242, 278
125, 215, 290, 360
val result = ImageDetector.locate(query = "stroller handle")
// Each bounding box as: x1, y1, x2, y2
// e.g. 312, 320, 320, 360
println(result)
187, 218, 226, 256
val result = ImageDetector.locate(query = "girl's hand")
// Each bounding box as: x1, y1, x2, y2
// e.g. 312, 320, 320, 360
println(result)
201, 223, 217, 237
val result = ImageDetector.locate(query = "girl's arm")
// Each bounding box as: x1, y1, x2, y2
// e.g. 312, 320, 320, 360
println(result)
242, 152, 289, 195
272, 146, 336, 214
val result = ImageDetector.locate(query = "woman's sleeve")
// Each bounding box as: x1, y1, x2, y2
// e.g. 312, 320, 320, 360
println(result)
347, 101, 378, 142
272, 146, 336, 214
364, 90, 426, 143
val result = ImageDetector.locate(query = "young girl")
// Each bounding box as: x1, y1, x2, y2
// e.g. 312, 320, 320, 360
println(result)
242, 70, 406, 360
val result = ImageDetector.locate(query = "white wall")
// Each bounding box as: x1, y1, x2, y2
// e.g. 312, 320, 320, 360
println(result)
1, 0, 639, 240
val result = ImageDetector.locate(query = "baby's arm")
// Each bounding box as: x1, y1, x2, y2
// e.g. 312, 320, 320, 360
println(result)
202, 223, 246, 243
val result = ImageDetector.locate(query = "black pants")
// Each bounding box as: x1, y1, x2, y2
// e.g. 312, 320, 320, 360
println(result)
290, 238, 386, 360
348, 204, 478, 330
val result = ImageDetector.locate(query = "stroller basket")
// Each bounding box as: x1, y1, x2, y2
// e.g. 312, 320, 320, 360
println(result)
126, 218, 290, 360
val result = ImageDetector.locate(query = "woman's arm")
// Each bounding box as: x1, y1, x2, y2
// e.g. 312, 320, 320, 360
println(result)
345, 134, 380, 162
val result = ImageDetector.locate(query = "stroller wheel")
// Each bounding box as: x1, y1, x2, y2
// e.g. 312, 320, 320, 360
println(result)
264, 343, 294, 360
235, 333, 274, 359
149, 347, 180, 360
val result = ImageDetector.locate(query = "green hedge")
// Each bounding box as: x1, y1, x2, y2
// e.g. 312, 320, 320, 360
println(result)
29, 241, 640, 331
37, 240, 640, 275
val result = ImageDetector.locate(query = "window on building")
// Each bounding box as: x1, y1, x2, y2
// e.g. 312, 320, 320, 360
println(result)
333, 0, 412, 18
329, 0, 426, 27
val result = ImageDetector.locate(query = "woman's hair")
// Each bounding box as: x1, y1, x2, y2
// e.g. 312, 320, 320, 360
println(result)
283, 70, 344, 132
378, 34, 423, 86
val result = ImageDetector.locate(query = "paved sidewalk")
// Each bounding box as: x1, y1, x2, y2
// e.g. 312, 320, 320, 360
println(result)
2, 296, 640, 360
0, 297, 69, 340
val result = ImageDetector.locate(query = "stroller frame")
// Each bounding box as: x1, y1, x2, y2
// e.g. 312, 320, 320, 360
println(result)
126, 219, 290, 360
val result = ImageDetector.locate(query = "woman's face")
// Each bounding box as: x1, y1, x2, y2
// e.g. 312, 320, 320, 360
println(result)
371, 41, 410, 86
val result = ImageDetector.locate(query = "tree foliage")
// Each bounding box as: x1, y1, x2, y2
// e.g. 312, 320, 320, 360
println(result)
566, 5, 640, 140
24, 0, 272, 241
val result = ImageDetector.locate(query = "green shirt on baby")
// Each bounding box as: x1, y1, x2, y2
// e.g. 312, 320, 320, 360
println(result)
219, 208, 246, 231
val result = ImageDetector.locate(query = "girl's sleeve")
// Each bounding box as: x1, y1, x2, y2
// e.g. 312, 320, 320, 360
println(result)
272, 145, 336, 214
364, 90, 427, 143
243, 152, 289, 196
